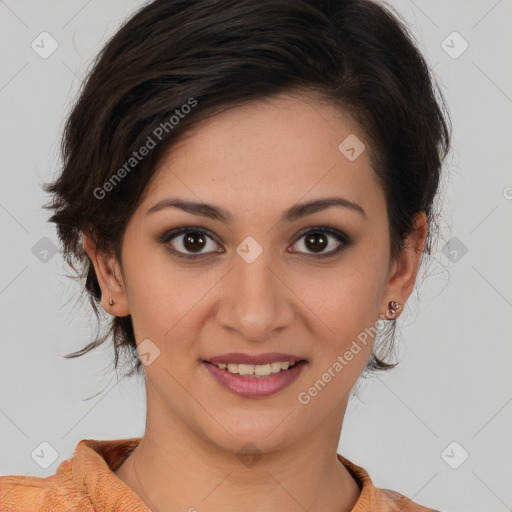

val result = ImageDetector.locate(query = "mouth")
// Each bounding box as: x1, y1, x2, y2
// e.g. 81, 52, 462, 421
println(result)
202, 353, 308, 398
203, 360, 305, 378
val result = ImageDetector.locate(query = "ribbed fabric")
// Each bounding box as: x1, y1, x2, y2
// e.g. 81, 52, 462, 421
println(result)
0, 437, 439, 511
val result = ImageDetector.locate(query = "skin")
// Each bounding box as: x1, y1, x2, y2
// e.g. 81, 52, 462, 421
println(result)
83, 91, 427, 512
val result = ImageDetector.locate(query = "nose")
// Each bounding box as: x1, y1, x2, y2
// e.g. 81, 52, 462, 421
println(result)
214, 251, 295, 342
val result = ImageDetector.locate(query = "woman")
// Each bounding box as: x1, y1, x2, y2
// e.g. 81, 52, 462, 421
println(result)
0, 0, 450, 510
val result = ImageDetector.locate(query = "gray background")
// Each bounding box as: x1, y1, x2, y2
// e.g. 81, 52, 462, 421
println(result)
0, 1, 511, 511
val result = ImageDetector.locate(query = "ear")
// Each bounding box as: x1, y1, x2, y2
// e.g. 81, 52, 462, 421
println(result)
380, 211, 428, 320
82, 232, 130, 317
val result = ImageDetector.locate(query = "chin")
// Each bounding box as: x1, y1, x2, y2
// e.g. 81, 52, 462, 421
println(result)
198, 411, 302, 455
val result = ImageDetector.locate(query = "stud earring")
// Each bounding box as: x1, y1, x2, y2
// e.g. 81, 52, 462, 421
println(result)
109, 298, 115, 306
388, 300, 401, 314
379, 300, 402, 320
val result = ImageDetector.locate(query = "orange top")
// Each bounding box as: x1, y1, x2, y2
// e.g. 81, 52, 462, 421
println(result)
0, 437, 439, 511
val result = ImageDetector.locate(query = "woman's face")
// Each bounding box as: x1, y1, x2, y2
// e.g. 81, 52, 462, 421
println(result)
86, 92, 425, 454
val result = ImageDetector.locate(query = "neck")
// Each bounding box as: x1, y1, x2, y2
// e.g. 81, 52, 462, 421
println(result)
115, 402, 361, 512
121, 443, 360, 512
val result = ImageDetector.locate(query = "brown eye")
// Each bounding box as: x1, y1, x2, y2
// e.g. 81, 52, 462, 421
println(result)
304, 232, 328, 253
182, 232, 207, 253
160, 227, 222, 259
289, 227, 349, 258
159, 225, 350, 261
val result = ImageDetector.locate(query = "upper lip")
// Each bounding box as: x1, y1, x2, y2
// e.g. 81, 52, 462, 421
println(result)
204, 352, 306, 365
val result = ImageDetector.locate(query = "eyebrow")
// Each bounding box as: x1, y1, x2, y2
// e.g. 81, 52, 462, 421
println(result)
146, 196, 366, 222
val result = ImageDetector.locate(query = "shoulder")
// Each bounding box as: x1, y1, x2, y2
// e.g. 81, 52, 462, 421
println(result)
0, 453, 88, 512
0, 473, 84, 511
337, 453, 440, 512
0, 437, 143, 512
379, 489, 441, 511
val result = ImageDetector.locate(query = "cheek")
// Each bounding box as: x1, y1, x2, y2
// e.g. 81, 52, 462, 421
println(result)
309, 273, 380, 357
323, 241, 389, 313
123, 218, 390, 357
308, 237, 390, 355
122, 249, 216, 353
119, 243, 173, 336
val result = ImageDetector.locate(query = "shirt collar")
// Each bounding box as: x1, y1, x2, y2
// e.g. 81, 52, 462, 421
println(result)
70, 437, 149, 511
68, 437, 377, 511
337, 453, 377, 510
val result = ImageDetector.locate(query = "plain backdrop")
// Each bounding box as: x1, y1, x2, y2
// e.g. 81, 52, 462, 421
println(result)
0, 1, 511, 511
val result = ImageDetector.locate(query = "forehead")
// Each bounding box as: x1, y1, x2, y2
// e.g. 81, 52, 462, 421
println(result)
141, 92, 383, 219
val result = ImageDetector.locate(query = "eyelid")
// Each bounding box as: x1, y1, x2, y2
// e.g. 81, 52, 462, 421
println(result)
158, 226, 222, 260
158, 224, 350, 259
289, 225, 350, 258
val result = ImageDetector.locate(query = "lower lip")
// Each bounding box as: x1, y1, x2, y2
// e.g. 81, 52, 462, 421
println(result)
203, 361, 307, 398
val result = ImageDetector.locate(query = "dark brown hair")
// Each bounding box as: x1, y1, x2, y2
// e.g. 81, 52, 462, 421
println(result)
42, 0, 451, 381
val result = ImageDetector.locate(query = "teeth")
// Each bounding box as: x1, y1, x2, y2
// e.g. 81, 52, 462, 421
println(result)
270, 362, 282, 373
215, 361, 298, 376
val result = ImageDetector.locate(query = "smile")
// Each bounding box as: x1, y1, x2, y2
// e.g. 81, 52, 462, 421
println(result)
203, 360, 307, 398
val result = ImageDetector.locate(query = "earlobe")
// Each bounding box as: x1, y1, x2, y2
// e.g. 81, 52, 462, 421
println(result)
379, 212, 428, 319
379, 300, 402, 320
82, 232, 130, 316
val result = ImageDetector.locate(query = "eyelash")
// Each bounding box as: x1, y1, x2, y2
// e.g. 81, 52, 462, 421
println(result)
158, 225, 351, 260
